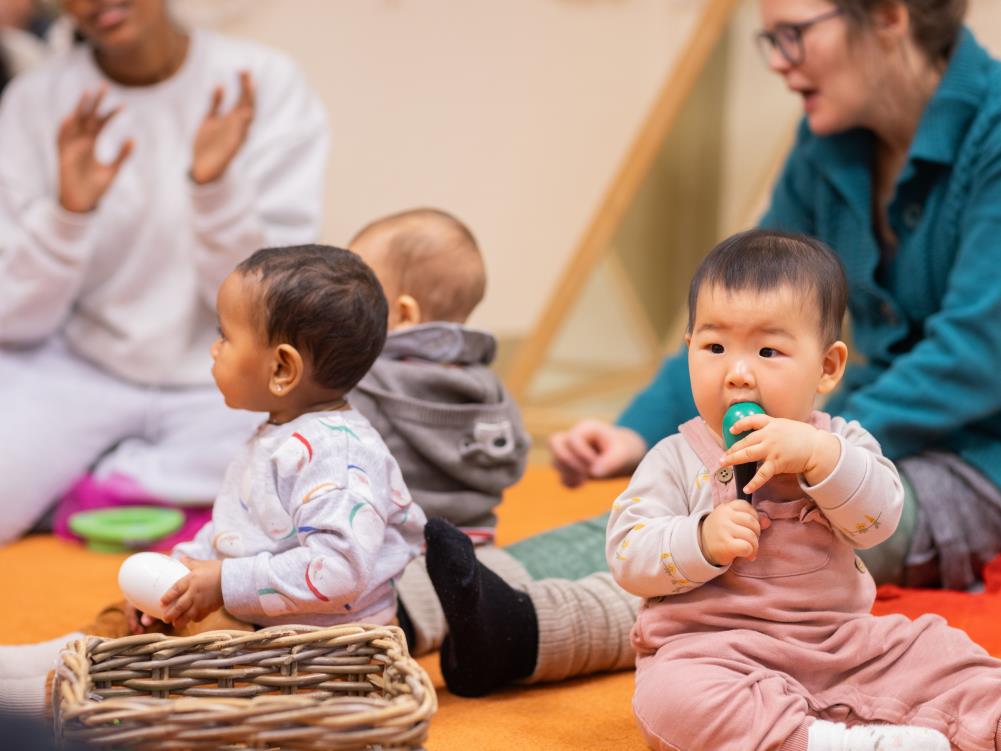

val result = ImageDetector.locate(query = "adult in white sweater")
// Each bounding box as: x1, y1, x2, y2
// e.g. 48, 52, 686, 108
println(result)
0, 0, 328, 544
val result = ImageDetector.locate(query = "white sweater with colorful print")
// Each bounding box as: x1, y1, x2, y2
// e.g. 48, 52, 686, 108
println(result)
173, 408, 426, 626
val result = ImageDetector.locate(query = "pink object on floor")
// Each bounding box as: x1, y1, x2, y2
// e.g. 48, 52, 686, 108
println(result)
54, 473, 211, 551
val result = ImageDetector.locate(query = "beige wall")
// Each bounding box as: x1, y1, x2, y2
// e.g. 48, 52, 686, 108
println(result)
179, 0, 1001, 347
970, 0, 1001, 51
182, 0, 710, 338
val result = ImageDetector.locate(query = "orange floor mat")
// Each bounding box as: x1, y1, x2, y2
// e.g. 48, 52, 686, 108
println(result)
3, 466, 1001, 750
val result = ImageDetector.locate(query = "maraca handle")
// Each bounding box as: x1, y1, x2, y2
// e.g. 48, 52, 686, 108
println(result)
723, 401, 765, 502
735, 462, 756, 502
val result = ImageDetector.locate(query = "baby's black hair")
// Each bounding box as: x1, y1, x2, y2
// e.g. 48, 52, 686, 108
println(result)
687, 229, 848, 344
237, 244, 388, 393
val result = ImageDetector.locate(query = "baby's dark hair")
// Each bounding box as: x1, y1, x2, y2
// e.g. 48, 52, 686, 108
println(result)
237, 244, 388, 393
687, 229, 848, 344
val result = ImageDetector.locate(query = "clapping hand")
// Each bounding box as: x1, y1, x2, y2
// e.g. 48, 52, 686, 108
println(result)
191, 70, 255, 185
57, 86, 133, 213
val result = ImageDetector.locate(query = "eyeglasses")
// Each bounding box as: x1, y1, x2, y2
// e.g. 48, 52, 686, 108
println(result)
755, 7, 844, 66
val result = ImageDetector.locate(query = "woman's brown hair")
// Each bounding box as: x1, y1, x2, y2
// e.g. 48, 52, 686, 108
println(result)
835, 0, 967, 62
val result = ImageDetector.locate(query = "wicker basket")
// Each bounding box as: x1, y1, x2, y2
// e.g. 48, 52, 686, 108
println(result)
53, 623, 437, 750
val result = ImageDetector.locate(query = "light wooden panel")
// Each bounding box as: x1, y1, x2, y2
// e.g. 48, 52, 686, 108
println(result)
506, 0, 740, 400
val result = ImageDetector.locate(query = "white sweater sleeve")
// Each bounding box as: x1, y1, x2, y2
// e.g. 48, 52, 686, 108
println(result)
606, 436, 726, 599
0, 74, 96, 344
220, 428, 383, 621
171, 519, 217, 561
190, 54, 329, 307
800, 417, 904, 549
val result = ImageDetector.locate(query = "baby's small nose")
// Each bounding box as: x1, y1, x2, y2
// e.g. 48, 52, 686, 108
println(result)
726, 361, 754, 387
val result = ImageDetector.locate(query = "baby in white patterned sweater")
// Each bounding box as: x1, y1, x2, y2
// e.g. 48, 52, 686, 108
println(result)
160, 244, 426, 630
171, 402, 422, 627
0, 244, 426, 718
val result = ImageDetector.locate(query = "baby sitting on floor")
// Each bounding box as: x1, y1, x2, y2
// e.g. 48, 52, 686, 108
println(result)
607, 229, 1001, 751
0, 244, 426, 715
347, 207, 531, 656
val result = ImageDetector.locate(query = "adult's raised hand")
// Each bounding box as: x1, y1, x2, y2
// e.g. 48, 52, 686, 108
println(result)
57, 87, 133, 213
190, 70, 255, 185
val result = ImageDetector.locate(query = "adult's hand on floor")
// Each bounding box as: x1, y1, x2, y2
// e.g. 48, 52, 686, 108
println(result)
549, 419, 647, 488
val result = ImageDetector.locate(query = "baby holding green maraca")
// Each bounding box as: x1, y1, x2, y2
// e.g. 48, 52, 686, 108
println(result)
703, 397, 843, 565
607, 230, 1001, 751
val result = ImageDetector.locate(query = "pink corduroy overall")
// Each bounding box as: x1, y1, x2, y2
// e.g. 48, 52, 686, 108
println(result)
631, 416, 1001, 751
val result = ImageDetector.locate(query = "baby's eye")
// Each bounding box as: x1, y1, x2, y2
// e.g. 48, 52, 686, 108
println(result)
709, 343, 724, 354
759, 347, 778, 358
216, 326, 226, 341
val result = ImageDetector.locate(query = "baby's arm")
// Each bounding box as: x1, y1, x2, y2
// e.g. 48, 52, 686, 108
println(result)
801, 418, 903, 548
220, 432, 385, 622
127, 522, 221, 630
606, 436, 729, 598
171, 519, 216, 561
221, 499, 376, 621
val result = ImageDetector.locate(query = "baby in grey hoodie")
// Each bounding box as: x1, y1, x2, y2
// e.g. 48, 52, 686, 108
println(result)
348, 208, 531, 654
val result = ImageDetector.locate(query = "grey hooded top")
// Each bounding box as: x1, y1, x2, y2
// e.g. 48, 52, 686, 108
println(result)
349, 322, 530, 530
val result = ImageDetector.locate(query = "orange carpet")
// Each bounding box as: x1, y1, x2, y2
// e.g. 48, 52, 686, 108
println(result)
3, 466, 1001, 750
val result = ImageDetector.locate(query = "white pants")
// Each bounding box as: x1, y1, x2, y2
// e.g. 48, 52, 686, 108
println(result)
1, 339, 260, 545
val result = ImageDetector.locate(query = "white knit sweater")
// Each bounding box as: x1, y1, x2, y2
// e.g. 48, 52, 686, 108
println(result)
0, 29, 328, 385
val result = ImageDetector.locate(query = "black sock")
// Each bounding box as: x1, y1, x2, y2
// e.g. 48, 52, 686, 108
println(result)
424, 518, 539, 697
396, 600, 416, 653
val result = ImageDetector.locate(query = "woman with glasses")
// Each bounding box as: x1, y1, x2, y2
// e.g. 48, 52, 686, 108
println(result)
551, 0, 997, 592
0, 0, 328, 546
424, 0, 1001, 706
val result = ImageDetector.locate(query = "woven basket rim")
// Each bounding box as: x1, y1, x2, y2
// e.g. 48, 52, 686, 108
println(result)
54, 622, 437, 751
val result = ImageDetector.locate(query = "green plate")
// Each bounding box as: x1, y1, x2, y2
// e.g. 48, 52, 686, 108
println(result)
68, 507, 185, 553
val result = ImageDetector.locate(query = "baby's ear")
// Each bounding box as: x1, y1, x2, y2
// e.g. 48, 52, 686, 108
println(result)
270, 343, 304, 396
817, 340, 848, 395
393, 294, 422, 329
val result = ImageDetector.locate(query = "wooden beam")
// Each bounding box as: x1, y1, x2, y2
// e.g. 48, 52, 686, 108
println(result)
505, 0, 740, 399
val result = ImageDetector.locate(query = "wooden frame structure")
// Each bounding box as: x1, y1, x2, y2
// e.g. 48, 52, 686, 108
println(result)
505, 0, 742, 402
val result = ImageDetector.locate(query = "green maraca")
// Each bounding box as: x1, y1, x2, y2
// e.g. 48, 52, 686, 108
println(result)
722, 401, 765, 500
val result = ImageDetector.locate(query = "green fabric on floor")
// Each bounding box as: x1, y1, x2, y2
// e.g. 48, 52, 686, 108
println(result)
505, 512, 610, 580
